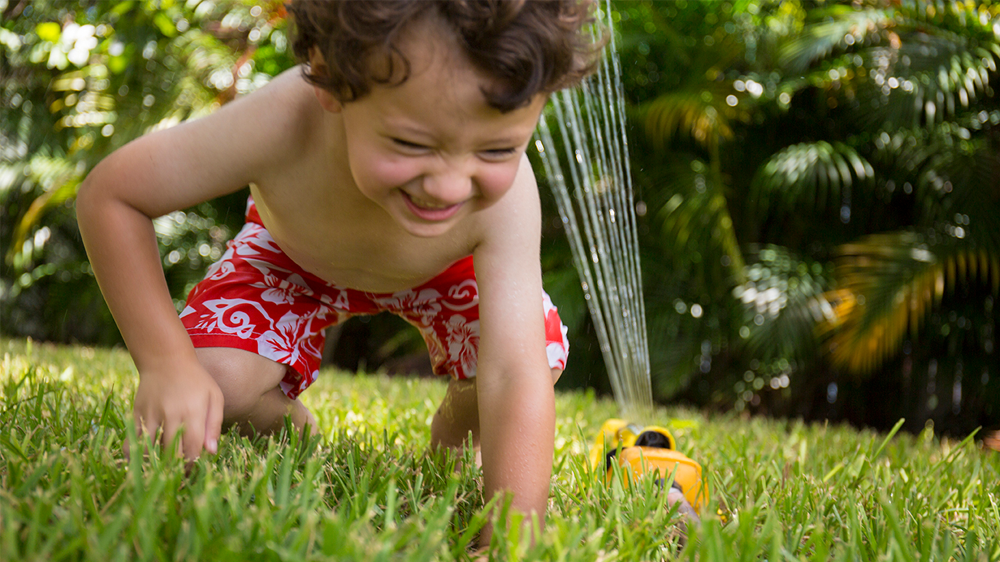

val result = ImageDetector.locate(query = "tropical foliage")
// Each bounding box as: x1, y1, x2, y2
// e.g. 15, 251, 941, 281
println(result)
609, 0, 1000, 435
1, 0, 290, 343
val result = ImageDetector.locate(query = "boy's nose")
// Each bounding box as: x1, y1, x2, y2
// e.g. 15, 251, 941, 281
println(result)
421, 168, 475, 206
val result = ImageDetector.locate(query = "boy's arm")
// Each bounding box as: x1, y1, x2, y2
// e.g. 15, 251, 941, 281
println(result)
76, 68, 310, 459
472, 156, 556, 544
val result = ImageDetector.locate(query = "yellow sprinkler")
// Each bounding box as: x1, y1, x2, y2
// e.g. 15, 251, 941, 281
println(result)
590, 419, 709, 517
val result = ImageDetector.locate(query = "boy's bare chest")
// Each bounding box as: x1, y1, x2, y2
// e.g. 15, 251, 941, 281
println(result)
248, 183, 478, 294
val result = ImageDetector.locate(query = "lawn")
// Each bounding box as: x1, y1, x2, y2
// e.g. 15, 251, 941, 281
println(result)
1, 337, 998, 561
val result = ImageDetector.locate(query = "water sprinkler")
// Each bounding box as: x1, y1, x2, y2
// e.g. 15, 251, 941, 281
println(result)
590, 419, 707, 523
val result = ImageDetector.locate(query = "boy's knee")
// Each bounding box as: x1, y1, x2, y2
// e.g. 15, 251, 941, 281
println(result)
435, 378, 477, 418
195, 347, 287, 421
432, 378, 479, 447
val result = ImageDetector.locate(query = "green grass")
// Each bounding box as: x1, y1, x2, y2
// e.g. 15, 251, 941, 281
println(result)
1, 337, 998, 561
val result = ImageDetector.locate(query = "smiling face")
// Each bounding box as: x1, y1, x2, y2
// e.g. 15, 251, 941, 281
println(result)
313, 16, 548, 238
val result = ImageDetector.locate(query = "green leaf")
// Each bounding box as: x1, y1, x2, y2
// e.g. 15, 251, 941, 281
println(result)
35, 22, 61, 43
111, 1, 136, 17
153, 12, 177, 38
778, 7, 891, 73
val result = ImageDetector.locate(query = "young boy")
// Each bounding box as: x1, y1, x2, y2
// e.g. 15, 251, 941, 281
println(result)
77, 0, 596, 543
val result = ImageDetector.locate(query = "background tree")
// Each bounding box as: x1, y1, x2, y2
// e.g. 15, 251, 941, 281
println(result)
2, 0, 291, 343
757, 0, 1000, 435
595, 0, 999, 435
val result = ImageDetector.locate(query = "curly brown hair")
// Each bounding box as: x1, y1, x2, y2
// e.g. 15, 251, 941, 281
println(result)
288, 0, 600, 112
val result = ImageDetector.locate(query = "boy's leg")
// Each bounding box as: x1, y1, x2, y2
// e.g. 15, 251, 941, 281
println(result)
196, 347, 317, 436
178, 200, 338, 439
390, 258, 570, 457
430, 368, 562, 457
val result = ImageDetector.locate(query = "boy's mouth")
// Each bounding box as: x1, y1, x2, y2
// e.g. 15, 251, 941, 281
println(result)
401, 192, 463, 221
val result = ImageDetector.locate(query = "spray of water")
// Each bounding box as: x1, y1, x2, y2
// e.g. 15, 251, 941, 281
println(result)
534, 0, 653, 423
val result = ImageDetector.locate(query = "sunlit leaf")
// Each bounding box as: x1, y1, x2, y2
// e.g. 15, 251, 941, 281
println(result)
819, 232, 1000, 373
153, 12, 177, 38
35, 22, 61, 43
736, 245, 834, 365
644, 82, 752, 155
650, 159, 746, 283
779, 7, 891, 73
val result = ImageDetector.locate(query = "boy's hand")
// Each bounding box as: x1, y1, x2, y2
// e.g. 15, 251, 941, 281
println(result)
132, 360, 225, 460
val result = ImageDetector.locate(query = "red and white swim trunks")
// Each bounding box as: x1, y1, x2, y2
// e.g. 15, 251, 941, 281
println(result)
180, 198, 570, 400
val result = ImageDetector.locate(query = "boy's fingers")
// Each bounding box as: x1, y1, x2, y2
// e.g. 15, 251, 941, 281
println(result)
132, 413, 160, 459
183, 421, 206, 461
161, 419, 186, 459
133, 411, 147, 436
204, 391, 224, 455
135, 415, 155, 442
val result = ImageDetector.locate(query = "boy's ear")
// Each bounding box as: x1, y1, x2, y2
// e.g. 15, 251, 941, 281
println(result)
309, 46, 343, 113
313, 86, 343, 114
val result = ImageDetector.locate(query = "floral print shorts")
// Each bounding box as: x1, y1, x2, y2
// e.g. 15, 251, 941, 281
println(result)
180, 198, 570, 400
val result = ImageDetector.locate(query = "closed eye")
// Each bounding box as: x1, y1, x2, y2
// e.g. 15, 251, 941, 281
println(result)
392, 138, 429, 150
481, 147, 518, 160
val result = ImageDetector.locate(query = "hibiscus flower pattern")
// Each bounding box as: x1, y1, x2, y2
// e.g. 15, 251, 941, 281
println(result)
258, 312, 304, 367
371, 288, 446, 328
444, 314, 480, 378
256, 271, 309, 306
180, 197, 570, 400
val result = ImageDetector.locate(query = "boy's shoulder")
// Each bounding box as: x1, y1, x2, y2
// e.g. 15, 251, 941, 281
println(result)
188, 65, 329, 189
235, 67, 323, 151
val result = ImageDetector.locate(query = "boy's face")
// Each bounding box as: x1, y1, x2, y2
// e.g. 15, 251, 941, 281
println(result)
316, 17, 547, 238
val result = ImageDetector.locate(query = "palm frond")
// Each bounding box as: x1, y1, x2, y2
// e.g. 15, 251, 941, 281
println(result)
818, 232, 1000, 373
790, 1, 1000, 130
652, 158, 745, 280
917, 132, 1000, 247
641, 23, 753, 155
778, 7, 892, 73
3, 155, 83, 266
643, 82, 752, 154
736, 245, 834, 365
750, 141, 875, 220
872, 124, 1000, 248
850, 33, 1000, 129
